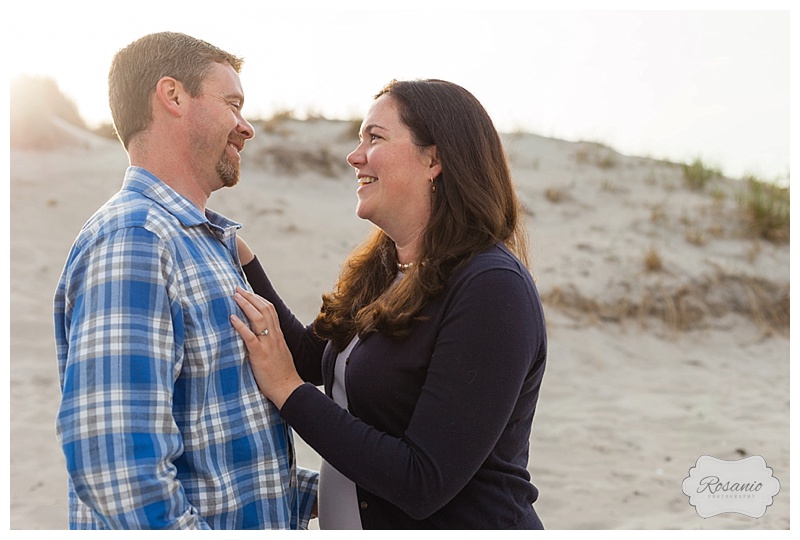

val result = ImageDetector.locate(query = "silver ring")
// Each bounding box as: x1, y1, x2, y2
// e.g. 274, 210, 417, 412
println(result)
256, 328, 269, 337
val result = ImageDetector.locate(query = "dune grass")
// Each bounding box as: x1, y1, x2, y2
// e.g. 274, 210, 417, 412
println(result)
542, 271, 789, 336
737, 176, 789, 243
682, 158, 721, 191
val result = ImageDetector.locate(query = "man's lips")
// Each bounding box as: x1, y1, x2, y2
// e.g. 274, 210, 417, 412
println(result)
228, 137, 245, 153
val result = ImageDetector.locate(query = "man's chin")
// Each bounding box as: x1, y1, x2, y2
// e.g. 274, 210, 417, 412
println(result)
217, 160, 240, 188
221, 176, 240, 188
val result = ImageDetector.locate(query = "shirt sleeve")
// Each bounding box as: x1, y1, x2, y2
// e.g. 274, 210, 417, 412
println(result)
280, 267, 546, 520
295, 467, 320, 529
56, 226, 209, 529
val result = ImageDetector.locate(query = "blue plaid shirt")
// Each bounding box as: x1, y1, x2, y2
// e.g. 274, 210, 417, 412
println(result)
54, 167, 318, 529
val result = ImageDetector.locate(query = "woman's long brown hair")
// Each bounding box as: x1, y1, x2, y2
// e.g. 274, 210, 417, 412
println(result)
314, 79, 529, 351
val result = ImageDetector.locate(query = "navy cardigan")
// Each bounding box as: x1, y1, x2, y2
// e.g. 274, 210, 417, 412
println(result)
243, 243, 547, 529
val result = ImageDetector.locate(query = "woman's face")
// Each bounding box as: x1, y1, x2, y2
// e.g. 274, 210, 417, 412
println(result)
346, 94, 441, 247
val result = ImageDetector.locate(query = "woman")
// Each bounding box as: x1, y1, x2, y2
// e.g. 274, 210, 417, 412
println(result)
231, 79, 547, 529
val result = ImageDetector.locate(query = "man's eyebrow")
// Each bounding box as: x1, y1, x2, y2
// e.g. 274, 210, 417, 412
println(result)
225, 92, 244, 104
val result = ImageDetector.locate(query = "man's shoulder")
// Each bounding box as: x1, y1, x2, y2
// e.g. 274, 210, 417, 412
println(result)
80, 189, 178, 242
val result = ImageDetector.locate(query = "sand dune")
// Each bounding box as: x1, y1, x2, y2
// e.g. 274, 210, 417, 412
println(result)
9, 117, 789, 529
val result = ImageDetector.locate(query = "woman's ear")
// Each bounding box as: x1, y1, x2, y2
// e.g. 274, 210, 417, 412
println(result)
427, 145, 443, 179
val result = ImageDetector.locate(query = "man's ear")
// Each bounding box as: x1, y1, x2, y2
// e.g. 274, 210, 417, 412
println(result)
154, 76, 185, 117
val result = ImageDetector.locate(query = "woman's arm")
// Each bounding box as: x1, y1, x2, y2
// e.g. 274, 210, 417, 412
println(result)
236, 235, 256, 266
236, 267, 546, 520
239, 236, 325, 385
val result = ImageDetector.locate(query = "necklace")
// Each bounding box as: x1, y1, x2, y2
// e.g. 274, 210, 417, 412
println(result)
396, 262, 415, 271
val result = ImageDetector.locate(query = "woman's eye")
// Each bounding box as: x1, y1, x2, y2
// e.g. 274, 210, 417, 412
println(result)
359, 132, 381, 144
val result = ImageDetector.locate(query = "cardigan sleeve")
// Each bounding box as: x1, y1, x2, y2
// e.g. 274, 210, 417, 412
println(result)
280, 266, 546, 520
242, 256, 325, 386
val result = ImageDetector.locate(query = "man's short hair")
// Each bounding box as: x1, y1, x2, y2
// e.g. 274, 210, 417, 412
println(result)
108, 32, 244, 149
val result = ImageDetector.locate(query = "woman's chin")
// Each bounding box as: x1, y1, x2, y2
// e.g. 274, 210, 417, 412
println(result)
355, 202, 371, 222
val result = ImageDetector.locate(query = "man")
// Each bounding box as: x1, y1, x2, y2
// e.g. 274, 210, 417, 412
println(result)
54, 32, 318, 529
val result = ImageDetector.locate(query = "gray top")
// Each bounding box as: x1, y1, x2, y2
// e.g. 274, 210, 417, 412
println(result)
318, 336, 362, 530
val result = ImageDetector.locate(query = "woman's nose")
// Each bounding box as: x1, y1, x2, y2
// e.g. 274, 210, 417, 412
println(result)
347, 143, 365, 168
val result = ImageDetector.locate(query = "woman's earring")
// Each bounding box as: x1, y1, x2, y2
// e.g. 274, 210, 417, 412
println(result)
430, 177, 436, 193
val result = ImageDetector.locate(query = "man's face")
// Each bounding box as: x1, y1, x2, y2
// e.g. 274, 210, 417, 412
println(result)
188, 62, 254, 190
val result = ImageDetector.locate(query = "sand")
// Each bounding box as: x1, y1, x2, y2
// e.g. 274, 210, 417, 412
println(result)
9, 117, 790, 529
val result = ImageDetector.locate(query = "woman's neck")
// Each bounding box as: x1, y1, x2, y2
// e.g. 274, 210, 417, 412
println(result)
395, 242, 420, 267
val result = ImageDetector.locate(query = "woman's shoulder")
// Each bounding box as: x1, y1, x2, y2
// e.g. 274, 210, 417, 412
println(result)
445, 243, 536, 297
442, 243, 543, 319
461, 242, 529, 277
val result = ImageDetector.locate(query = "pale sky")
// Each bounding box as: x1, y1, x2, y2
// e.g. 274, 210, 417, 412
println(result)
6, 1, 793, 182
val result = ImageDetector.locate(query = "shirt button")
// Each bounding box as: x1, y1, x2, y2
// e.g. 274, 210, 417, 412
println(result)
359, 501, 368, 510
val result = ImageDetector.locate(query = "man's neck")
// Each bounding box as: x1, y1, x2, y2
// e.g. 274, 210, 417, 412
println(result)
129, 152, 210, 212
